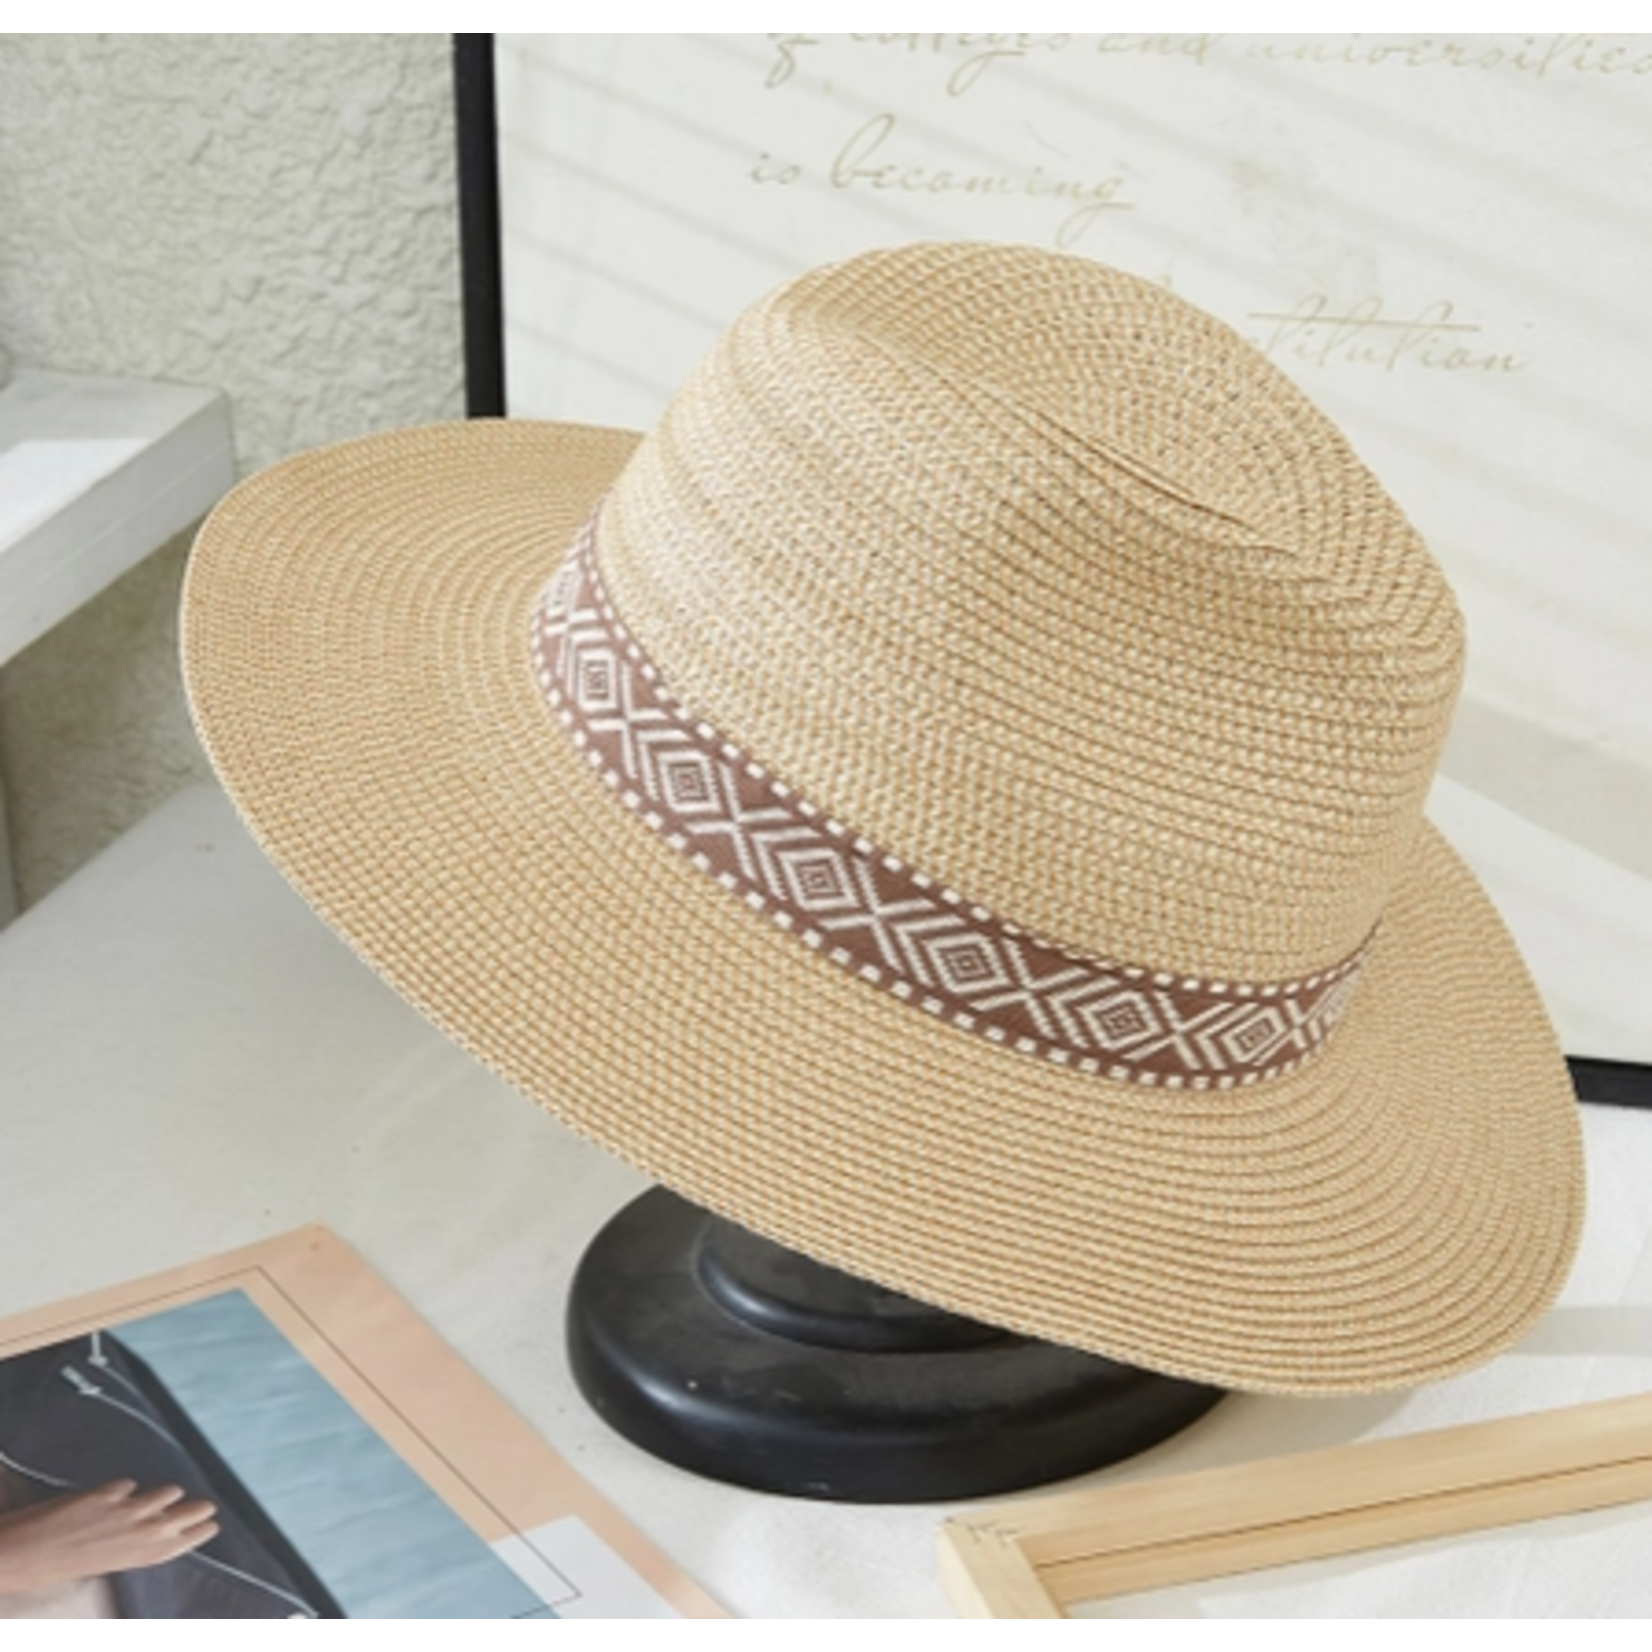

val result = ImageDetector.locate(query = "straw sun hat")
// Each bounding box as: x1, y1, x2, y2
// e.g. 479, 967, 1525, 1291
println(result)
183, 243, 1582, 1395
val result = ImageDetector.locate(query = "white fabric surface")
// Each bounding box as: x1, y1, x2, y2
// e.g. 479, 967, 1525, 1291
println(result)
2, 785, 1649, 1618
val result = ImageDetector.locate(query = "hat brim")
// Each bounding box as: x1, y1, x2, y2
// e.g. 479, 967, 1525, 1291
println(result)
182, 420, 1584, 1394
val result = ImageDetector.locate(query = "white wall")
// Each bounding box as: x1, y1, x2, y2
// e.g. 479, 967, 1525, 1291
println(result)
0, 34, 464, 905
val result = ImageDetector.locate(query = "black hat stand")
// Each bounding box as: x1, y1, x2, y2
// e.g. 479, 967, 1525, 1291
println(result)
567, 1188, 1224, 1503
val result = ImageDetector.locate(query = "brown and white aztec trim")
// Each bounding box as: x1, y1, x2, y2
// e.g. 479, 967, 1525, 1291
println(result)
530, 513, 1368, 1088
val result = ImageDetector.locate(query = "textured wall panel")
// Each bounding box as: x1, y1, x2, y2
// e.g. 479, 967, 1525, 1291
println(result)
0, 34, 465, 903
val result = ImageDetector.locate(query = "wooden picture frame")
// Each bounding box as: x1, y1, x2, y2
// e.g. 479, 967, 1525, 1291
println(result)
938, 1389, 1652, 1617
0, 1226, 725, 1618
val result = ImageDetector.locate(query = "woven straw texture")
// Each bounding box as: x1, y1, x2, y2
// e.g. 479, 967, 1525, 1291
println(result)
182, 245, 1583, 1393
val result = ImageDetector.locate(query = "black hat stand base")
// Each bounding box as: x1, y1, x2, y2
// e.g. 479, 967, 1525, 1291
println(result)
567, 1188, 1224, 1504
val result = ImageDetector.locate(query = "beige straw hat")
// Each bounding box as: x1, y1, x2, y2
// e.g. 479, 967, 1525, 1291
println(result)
182, 243, 1583, 1394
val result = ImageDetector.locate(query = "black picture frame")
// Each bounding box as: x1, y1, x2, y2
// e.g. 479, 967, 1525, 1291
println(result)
454, 34, 505, 418
1569, 1056, 1652, 1110
461, 34, 1652, 1114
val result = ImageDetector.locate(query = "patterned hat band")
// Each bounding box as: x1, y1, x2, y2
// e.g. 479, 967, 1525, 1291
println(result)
530, 511, 1370, 1091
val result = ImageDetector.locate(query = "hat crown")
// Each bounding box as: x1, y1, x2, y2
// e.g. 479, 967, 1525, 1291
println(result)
597, 245, 1463, 983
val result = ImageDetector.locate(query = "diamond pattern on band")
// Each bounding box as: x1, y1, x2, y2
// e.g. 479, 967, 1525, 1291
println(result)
530, 514, 1368, 1088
